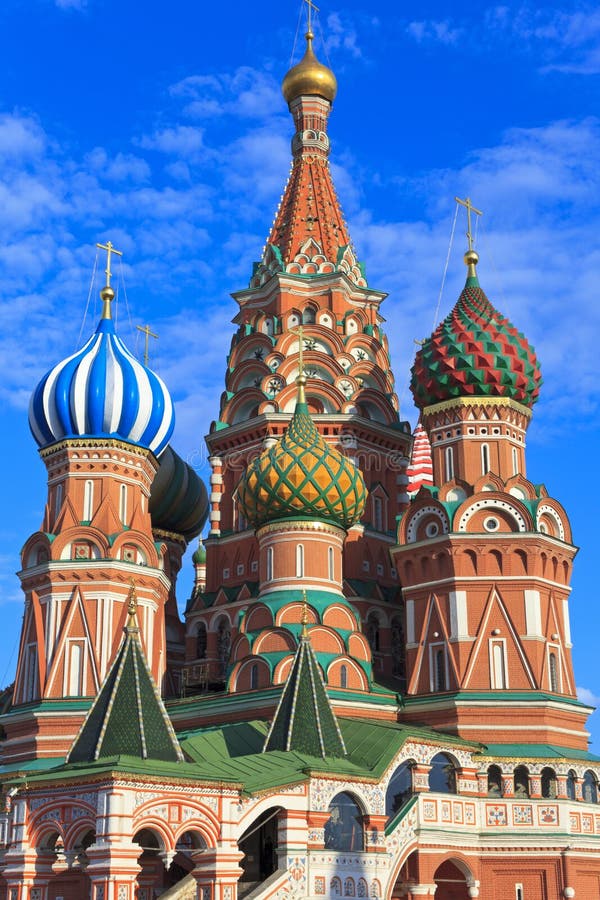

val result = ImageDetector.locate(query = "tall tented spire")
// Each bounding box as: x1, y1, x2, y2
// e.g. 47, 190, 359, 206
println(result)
250, 29, 365, 288
263, 606, 346, 758
67, 583, 184, 764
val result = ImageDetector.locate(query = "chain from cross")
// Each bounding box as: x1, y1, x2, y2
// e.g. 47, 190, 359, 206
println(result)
96, 240, 123, 288
454, 196, 483, 252
136, 324, 159, 366
304, 0, 319, 31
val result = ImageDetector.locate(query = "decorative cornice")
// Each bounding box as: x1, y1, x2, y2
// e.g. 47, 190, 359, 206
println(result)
422, 395, 532, 419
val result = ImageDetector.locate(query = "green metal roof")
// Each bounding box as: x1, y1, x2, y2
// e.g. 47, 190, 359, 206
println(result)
68, 614, 183, 765
481, 743, 600, 763
264, 629, 346, 758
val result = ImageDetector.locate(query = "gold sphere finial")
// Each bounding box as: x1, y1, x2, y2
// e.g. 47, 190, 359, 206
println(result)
296, 372, 308, 405
464, 248, 479, 279
282, 29, 338, 105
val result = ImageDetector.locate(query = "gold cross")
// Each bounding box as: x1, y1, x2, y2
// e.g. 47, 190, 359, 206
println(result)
454, 196, 483, 252
127, 578, 138, 627
304, 0, 319, 31
301, 589, 310, 636
290, 324, 306, 378
136, 323, 159, 366
96, 240, 123, 288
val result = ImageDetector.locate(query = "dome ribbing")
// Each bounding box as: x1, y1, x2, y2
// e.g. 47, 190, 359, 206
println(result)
29, 313, 174, 457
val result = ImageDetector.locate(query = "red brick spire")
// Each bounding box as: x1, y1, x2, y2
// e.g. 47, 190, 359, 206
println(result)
251, 33, 366, 289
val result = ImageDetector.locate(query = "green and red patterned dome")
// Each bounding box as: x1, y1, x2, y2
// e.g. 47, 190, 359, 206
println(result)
411, 253, 542, 410
237, 377, 367, 530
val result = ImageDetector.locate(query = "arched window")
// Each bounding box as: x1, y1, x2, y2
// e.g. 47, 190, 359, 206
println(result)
567, 770, 577, 800
266, 547, 273, 581
385, 761, 414, 817
541, 767, 557, 799
445, 446, 454, 481
68, 642, 84, 696
328, 546, 334, 581
549, 652, 559, 692
514, 766, 530, 798
491, 641, 507, 689
83, 480, 94, 522
302, 306, 316, 324
433, 647, 446, 692
373, 496, 383, 532
324, 792, 364, 851
487, 765, 503, 797
340, 664, 348, 689
54, 483, 63, 518
391, 616, 405, 683
481, 443, 490, 475
296, 544, 304, 578
367, 613, 380, 653
216, 618, 231, 681
196, 622, 207, 659
119, 484, 128, 525
250, 663, 258, 690
428, 753, 457, 794
582, 770, 598, 803
512, 446, 519, 475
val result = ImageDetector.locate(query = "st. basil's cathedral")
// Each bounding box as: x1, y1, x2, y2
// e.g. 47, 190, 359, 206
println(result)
0, 13, 599, 900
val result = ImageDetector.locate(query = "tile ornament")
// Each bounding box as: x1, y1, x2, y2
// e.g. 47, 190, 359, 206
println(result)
486, 805, 507, 826
538, 806, 558, 826
314, 875, 326, 895
512, 805, 533, 826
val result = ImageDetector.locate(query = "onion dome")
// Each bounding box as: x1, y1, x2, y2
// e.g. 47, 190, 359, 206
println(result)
149, 446, 208, 542
192, 537, 206, 566
29, 280, 175, 457
410, 250, 542, 410
237, 376, 366, 529
282, 30, 337, 105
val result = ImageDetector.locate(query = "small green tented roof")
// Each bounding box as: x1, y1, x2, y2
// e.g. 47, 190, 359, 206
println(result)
67, 607, 183, 765
263, 628, 346, 758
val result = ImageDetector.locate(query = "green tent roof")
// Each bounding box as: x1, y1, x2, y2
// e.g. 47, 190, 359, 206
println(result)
263, 627, 346, 758
67, 605, 183, 765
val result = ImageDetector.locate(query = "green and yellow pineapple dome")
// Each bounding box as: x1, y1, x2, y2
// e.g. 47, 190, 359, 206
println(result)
237, 378, 367, 530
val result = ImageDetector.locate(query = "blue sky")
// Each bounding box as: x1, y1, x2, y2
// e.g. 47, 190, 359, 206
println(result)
1, 0, 599, 744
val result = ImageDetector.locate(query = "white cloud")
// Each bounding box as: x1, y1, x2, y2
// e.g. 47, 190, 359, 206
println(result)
578, 686, 600, 708
406, 19, 463, 45
138, 125, 207, 160
55, 0, 87, 8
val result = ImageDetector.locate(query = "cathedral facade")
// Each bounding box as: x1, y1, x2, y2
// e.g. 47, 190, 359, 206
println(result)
0, 20, 599, 900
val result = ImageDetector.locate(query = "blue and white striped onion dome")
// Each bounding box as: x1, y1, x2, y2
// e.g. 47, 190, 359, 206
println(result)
29, 313, 175, 457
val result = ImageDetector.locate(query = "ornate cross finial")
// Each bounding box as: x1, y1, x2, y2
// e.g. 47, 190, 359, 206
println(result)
304, 0, 319, 32
290, 325, 309, 403
127, 578, 138, 629
454, 197, 483, 252
96, 240, 123, 289
136, 323, 159, 366
301, 589, 310, 636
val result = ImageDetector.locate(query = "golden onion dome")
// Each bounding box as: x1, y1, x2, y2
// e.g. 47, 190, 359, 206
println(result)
236, 377, 366, 530
282, 31, 337, 105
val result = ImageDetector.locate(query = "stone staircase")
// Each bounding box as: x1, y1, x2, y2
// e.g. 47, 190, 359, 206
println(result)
156, 873, 197, 899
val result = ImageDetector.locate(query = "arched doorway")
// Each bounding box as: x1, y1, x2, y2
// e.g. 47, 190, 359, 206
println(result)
434, 860, 471, 899
133, 827, 206, 896
239, 807, 282, 891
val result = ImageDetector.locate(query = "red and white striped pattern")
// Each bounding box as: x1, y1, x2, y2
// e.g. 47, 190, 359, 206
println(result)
407, 422, 433, 494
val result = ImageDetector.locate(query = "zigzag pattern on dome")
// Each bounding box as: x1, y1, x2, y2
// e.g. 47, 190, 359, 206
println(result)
236, 384, 367, 530
411, 276, 542, 411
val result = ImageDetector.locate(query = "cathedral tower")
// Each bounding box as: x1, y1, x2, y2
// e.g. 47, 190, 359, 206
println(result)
392, 232, 586, 749
185, 28, 411, 695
